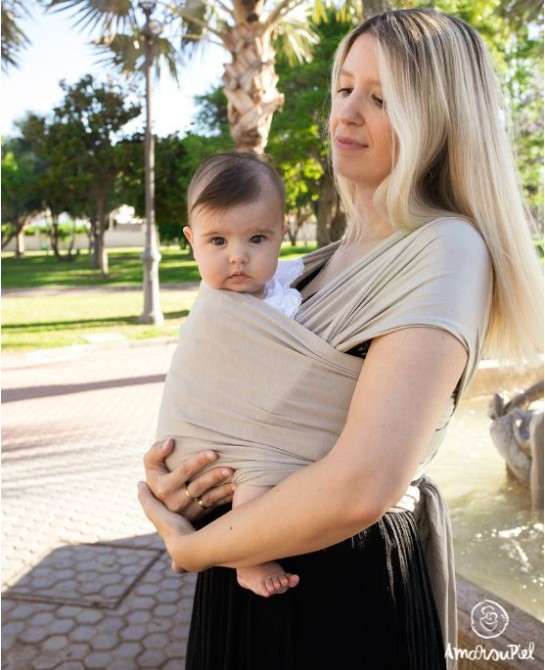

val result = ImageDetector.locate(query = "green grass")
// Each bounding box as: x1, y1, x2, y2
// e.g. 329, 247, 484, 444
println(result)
1, 288, 199, 352
1, 242, 316, 352
1, 247, 200, 289
1, 242, 316, 290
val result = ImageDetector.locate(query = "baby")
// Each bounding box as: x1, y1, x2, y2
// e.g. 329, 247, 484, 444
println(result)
162, 151, 303, 597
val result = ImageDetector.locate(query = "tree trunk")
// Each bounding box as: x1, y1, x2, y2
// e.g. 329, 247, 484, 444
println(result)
96, 229, 108, 277
223, 15, 284, 154
90, 215, 100, 269
97, 202, 109, 278
15, 228, 26, 258
49, 212, 61, 257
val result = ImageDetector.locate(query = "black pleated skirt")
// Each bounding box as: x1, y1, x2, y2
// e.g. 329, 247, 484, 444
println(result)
186, 507, 446, 670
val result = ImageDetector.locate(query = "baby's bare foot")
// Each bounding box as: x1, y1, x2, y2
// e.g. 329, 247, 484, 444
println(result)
237, 561, 300, 598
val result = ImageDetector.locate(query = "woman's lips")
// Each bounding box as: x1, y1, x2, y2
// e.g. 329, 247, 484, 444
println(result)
335, 136, 367, 150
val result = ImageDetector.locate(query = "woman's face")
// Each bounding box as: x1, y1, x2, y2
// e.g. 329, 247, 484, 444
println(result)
330, 33, 394, 189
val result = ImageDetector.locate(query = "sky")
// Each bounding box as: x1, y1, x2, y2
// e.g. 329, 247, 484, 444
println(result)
1, 4, 226, 138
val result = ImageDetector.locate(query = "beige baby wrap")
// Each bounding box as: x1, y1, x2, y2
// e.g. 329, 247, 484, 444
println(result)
156, 217, 492, 663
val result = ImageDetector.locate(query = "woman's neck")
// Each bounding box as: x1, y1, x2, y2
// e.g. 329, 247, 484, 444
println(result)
351, 189, 393, 242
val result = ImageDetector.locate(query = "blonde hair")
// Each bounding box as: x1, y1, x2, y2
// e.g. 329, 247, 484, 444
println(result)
331, 8, 543, 363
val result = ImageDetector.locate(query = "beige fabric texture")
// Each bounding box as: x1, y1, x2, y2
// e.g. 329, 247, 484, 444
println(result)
156, 217, 492, 663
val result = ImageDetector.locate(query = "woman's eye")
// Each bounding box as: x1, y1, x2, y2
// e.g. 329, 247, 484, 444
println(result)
337, 87, 352, 96
250, 235, 266, 244
372, 94, 385, 108
210, 237, 226, 246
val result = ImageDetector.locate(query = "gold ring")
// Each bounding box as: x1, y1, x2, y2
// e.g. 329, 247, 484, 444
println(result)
185, 484, 207, 508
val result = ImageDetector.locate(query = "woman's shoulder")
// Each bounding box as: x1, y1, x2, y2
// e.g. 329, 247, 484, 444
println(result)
413, 216, 490, 266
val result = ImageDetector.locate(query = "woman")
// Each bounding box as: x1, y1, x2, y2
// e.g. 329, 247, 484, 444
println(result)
139, 9, 543, 670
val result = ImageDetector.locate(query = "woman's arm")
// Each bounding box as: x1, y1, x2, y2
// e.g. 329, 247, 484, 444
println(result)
139, 326, 467, 571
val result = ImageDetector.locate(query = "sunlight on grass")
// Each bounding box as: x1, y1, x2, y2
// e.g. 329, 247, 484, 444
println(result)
2, 288, 199, 352
1, 242, 315, 352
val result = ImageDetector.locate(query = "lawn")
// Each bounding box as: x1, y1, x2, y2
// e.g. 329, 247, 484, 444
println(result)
1, 242, 316, 353
1, 243, 316, 290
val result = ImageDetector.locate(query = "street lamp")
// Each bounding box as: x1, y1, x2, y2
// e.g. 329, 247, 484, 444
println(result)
138, 0, 164, 325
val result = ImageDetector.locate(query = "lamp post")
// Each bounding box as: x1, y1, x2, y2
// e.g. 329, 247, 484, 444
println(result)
138, 0, 164, 325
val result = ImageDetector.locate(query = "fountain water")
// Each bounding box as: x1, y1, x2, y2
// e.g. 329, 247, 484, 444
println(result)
428, 394, 543, 621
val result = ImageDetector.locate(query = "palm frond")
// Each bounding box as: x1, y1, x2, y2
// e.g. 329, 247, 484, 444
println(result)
1, 0, 31, 71
274, 15, 319, 65
94, 31, 181, 81
48, 0, 134, 36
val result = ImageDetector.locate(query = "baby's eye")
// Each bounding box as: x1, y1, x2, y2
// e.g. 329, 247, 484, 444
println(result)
250, 235, 266, 244
210, 237, 226, 246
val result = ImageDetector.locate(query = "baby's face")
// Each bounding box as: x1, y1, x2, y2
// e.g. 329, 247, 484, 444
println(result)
184, 190, 286, 297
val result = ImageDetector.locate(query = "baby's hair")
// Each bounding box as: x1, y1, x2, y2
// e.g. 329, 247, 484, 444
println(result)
187, 152, 285, 221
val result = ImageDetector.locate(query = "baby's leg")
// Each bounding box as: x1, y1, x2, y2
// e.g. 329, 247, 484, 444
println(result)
234, 483, 300, 597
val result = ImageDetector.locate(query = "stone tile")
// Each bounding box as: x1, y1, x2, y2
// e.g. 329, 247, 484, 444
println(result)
2, 341, 195, 668
6, 543, 160, 608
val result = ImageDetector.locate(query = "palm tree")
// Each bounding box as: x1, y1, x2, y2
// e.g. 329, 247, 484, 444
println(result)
49, 0, 323, 153
1, 0, 32, 71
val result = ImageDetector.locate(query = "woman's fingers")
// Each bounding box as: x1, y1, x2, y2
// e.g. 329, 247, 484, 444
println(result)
183, 477, 236, 522
143, 440, 235, 516
143, 439, 175, 473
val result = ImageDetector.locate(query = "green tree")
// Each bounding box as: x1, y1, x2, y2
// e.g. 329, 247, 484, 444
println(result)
268, 13, 358, 245
118, 132, 197, 247
16, 76, 141, 271
58, 76, 140, 272
1, 135, 45, 256
49, 0, 323, 153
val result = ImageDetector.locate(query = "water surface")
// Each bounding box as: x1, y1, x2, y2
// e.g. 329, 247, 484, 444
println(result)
427, 396, 543, 621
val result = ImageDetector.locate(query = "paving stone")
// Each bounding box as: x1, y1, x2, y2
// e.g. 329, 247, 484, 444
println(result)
153, 603, 179, 618
137, 648, 169, 667
84, 651, 115, 669
90, 632, 118, 651
43, 634, 70, 652
2, 620, 26, 636
115, 641, 143, 658
75, 609, 104, 625
121, 624, 148, 641
68, 625, 98, 643
127, 609, 152, 625
2, 340, 195, 668
19, 626, 50, 644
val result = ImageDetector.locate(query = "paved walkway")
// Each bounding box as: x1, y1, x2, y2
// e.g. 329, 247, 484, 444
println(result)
2, 340, 197, 669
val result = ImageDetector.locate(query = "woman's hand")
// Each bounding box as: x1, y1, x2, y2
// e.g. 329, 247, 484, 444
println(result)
143, 439, 235, 522
138, 480, 197, 573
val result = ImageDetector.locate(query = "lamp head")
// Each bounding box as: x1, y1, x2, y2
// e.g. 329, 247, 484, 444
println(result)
138, 0, 157, 13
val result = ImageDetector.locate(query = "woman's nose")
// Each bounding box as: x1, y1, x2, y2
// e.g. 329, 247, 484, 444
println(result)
339, 96, 364, 125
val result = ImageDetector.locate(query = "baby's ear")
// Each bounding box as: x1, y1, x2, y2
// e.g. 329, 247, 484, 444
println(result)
182, 226, 193, 245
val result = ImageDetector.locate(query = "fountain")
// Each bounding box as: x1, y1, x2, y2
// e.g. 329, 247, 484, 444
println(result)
427, 361, 543, 666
